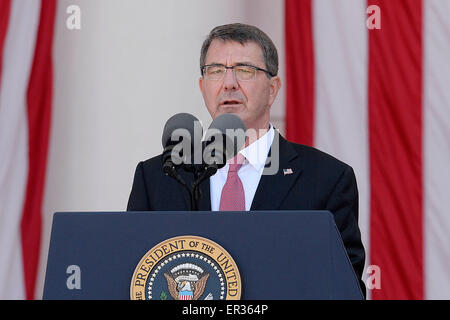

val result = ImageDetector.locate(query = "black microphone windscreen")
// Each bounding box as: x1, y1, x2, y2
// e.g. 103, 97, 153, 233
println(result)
161, 113, 202, 148
203, 114, 247, 165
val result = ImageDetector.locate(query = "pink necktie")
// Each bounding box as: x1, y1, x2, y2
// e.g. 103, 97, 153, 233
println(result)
219, 153, 245, 211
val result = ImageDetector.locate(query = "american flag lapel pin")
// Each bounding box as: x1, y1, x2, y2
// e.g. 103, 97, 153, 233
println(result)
283, 168, 294, 175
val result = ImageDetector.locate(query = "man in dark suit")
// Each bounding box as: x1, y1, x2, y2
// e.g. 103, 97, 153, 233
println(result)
127, 23, 366, 296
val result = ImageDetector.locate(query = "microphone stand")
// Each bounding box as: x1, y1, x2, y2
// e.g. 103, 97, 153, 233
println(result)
164, 149, 223, 211
190, 165, 218, 211
189, 148, 226, 211
162, 145, 199, 211
164, 163, 214, 211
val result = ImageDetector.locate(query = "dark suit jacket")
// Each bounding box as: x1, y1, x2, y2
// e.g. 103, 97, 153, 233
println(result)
127, 133, 366, 297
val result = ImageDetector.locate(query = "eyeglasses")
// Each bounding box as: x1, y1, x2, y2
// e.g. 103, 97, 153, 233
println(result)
201, 63, 274, 81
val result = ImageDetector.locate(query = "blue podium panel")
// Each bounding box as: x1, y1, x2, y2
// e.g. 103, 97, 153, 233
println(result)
43, 211, 363, 300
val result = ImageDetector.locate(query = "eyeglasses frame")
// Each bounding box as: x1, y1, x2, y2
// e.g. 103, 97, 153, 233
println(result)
200, 63, 275, 81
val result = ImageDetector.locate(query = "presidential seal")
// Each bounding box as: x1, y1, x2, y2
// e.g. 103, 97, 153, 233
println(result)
130, 236, 241, 300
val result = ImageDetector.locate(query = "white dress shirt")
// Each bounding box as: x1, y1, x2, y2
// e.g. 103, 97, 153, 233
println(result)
210, 125, 275, 211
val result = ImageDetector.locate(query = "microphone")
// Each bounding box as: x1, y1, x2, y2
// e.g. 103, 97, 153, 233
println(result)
161, 113, 203, 178
160, 113, 246, 211
202, 114, 247, 175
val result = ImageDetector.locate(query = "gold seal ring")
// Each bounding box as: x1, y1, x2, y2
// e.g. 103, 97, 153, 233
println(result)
130, 235, 241, 300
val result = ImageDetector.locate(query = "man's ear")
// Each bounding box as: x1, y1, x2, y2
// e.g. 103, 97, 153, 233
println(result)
199, 77, 204, 94
268, 76, 281, 106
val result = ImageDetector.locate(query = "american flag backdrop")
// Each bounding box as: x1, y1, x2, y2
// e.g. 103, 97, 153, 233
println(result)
0, 0, 56, 299
286, 0, 450, 299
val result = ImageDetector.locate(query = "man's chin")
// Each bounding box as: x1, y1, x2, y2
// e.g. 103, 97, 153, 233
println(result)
215, 104, 245, 116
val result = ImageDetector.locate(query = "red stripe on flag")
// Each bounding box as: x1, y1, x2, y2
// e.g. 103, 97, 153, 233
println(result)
285, 0, 315, 146
368, 0, 423, 299
21, 0, 56, 300
0, 0, 11, 91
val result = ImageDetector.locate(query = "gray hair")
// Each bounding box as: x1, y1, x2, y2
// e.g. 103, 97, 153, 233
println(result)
200, 23, 278, 78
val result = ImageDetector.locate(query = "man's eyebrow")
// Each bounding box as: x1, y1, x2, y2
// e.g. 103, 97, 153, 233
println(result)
234, 61, 257, 66
204, 61, 259, 67
204, 62, 225, 66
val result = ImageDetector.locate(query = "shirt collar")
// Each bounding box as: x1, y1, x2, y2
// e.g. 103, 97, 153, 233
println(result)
239, 124, 275, 172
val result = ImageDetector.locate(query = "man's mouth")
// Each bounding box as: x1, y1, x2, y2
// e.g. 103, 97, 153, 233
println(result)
220, 100, 243, 106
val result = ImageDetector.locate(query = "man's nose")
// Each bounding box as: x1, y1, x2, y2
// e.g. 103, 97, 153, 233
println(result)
223, 68, 239, 90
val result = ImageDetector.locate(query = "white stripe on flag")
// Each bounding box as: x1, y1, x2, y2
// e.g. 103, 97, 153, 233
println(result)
312, 0, 370, 289
424, 0, 450, 300
0, 0, 41, 299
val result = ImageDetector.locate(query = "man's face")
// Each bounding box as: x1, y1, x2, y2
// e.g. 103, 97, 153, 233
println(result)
199, 40, 281, 131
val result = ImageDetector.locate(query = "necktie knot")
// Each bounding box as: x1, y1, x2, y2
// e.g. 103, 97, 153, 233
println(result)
228, 153, 245, 173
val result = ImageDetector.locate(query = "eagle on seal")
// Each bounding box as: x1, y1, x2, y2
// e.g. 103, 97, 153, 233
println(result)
164, 263, 210, 300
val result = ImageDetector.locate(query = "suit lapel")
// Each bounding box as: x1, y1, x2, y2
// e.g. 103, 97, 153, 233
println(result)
250, 132, 303, 210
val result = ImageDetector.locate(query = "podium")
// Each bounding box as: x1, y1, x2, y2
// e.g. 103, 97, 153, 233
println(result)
43, 211, 363, 300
